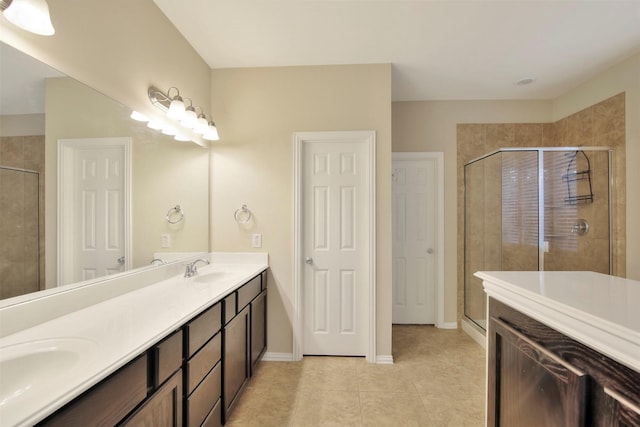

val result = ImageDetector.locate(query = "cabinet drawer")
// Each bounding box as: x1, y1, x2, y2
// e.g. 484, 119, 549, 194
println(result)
202, 398, 222, 427
187, 361, 222, 427
156, 329, 183, 387
224, 292, 237, 324
186, 332, 221, 395
40, 355, 147, 427
238, 275, 261, 310
186, 303, 221, 357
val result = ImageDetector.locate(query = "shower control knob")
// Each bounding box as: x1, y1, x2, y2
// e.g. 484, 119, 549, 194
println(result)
305, 257, 313, 265
427, 248, 434, 254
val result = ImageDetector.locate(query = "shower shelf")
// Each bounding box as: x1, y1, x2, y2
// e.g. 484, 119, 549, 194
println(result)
562, 150, 594, 205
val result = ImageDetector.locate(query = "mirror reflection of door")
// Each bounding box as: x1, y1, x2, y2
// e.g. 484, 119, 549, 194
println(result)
58, 137, 131, 286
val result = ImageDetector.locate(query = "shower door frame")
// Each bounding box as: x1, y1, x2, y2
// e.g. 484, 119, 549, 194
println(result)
463, 146, 614, 330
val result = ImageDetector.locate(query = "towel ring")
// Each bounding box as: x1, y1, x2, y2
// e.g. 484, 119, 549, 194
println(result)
166, 205, 184, 224
234, 204, 252, 224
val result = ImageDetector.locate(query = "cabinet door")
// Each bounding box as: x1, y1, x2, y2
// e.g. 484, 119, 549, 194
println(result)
250, 290, 267, 375
122, 370, 182, 427
488, 316, 587, 427
223, 305, 249, 421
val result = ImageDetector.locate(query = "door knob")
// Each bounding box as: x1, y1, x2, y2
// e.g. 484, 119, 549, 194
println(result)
117, 256, 125, 264
426, 248, 434, 254
305, 257, 313, 265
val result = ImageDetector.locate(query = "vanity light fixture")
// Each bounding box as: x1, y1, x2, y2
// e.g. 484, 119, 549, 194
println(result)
1, 0, 55, 36
146, 85, 221, 143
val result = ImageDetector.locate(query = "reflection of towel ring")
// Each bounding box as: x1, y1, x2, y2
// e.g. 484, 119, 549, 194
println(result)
166, 205, 185, 224
234, 204, 252, 224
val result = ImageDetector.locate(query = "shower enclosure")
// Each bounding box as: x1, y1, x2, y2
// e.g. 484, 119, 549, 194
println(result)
0, 165, 41, 299
464, 147, 613, 331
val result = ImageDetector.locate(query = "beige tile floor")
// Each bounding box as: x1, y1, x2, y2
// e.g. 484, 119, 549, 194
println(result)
225, 325, 486, 426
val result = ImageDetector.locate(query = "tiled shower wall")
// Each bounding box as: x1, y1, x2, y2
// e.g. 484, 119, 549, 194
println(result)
457, 92, 626, 325
0, 135, 45, 299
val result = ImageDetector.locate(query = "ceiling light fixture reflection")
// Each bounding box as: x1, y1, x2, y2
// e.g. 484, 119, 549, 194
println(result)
131, 111, 149, 122
1, 0, 55, 36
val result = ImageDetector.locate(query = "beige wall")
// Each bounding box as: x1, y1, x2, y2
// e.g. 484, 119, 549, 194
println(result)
392, 101, 551, 323
46, 77, 209, 286
209, 64, 393, 357
552, 52, 640, 280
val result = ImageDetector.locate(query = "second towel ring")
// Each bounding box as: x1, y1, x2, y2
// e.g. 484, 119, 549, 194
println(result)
234, 204, 252, 224
166, 205, 185, 224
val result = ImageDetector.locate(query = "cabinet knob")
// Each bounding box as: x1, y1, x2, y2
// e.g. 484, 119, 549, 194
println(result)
305, 257, 313, 265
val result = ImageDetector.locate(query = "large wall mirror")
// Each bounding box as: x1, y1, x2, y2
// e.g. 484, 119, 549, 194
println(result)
0, 41, 209, 302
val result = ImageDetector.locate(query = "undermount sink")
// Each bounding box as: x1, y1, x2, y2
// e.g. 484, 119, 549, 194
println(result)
192, 270, 233, 283
0, 337, 97, 407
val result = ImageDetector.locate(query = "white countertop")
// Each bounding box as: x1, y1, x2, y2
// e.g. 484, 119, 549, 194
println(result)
475, 271, 640, 372
0, 253, 268, 427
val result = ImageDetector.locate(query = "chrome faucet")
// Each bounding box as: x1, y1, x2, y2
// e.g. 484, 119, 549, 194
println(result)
184, 258, 210, 278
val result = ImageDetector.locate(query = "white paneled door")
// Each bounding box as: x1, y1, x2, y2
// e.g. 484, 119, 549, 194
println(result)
301, 134, 372, 356
392, 155, 438, 324
58, 138, 130, 286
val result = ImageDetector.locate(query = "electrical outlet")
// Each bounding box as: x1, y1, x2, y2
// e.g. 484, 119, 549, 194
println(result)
252, 233, 262, 248
161, 234, 171, 248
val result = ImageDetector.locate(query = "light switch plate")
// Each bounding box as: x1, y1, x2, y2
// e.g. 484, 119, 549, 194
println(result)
252, 234, 262, 248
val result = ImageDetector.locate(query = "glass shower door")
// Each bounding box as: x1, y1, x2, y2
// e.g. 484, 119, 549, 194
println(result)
0, 166, 40, 299
542, 150, 611, 274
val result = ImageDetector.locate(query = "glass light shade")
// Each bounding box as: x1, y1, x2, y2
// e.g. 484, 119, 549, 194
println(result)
130, 111, 149, 122
203, 123, 220, 141
3, 0, 55, 36
167, 97, 185, 120
147, 120, 164, 130
194, 116, 209, 134
174, 134, 191, 142
180, 107, 197, 128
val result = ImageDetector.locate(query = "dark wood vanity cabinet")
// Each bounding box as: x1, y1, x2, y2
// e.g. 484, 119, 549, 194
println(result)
36, 270, 267, 427
40, 330, 184, 427
488, 298, 640, 427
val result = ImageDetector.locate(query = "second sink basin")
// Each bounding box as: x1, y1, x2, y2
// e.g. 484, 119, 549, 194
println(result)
192, 271, 233, 284
0, 337, 97, 407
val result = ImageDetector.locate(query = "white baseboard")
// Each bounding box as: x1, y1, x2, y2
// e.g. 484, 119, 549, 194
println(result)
461, 317, 487, 349
376, 354, 394, 364
262, 352, 295, 362
437, 321, 458, 329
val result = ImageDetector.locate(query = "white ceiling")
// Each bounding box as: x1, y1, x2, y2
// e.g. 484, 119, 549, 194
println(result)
153, 0, 640, 101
